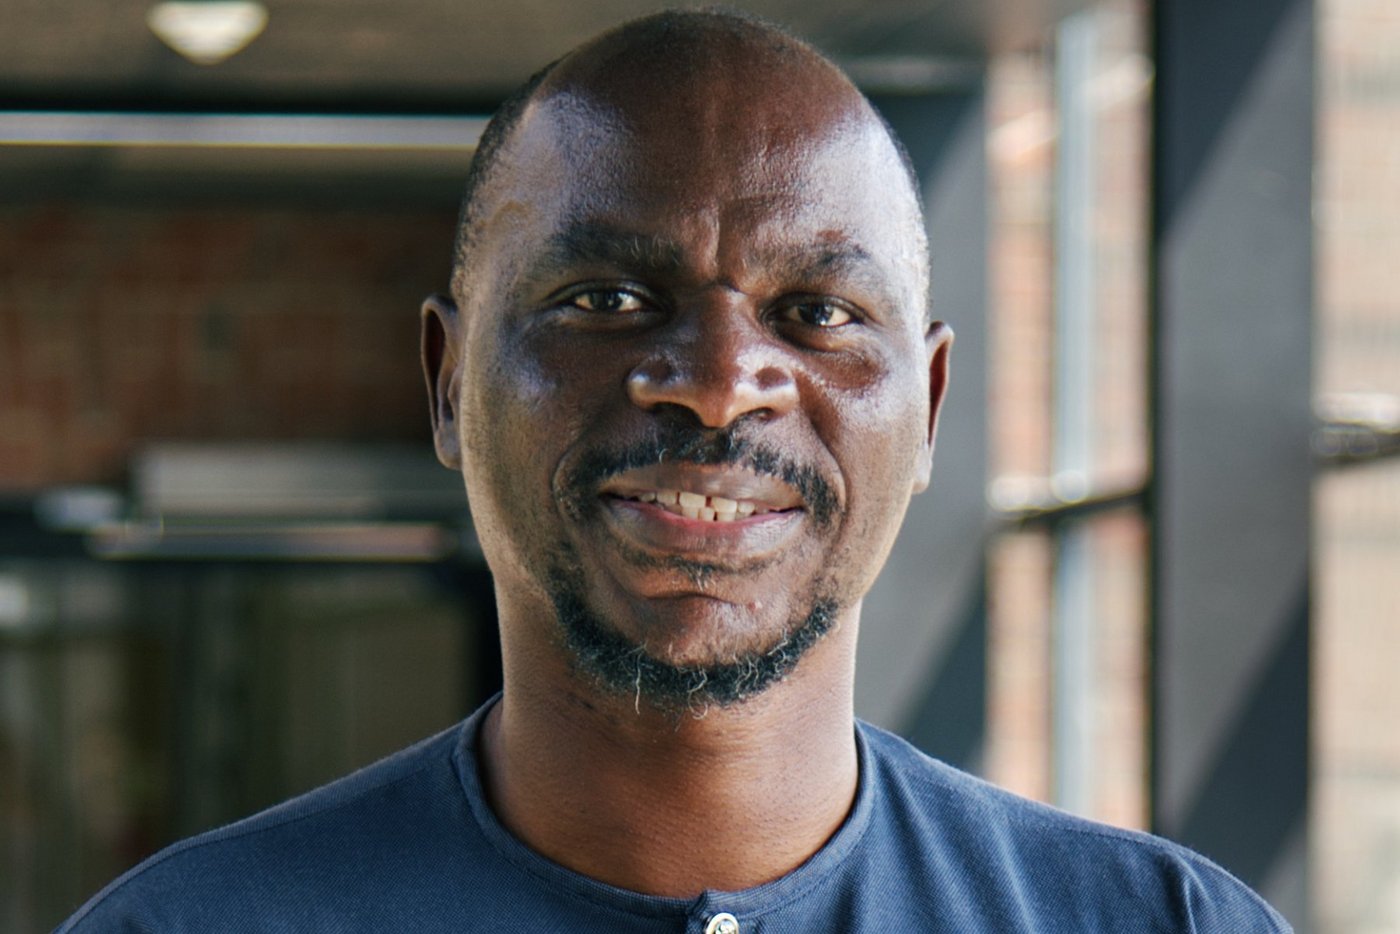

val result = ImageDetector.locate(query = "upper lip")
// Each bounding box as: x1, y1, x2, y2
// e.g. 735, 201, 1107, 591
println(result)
598, 463, 803, 512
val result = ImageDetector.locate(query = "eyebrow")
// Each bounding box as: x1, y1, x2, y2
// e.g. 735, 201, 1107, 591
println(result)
763, 242, 878, 287
520, 220, 904, 312
758, 241, 904, 313
528, 222, 686, 282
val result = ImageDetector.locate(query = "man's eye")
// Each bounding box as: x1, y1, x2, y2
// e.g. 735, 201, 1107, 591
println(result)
569, 290, 647, 314
782, 301, 854, 328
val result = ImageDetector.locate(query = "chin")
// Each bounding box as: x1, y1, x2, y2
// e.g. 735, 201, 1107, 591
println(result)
545, 558, 840, 713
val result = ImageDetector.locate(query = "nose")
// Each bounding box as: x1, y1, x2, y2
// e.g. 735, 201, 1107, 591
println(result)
625, 298, 798, 428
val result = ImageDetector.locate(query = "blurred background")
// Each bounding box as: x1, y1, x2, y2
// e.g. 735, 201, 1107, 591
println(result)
0, 0, 1395, 930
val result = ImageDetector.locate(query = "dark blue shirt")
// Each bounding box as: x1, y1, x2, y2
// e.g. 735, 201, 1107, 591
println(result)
59, 698, 1288, 932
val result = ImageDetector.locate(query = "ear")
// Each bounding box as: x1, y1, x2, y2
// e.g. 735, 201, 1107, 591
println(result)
421, 293, 464, 469
912, 321, 954, 494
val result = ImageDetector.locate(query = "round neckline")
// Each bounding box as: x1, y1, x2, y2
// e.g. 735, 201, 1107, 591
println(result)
451, 694, 876, 921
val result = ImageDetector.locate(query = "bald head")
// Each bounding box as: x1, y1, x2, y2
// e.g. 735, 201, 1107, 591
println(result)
424, 8, 952, 714
451, 10, 927, 305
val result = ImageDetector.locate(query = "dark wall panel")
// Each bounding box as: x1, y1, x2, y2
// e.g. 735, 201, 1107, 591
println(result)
1151, 0, 1314, 925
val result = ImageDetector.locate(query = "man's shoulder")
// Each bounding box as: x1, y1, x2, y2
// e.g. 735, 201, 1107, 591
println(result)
57, 721, 471, 932
857, 719, 1158, 847
854, 721, 1291, 932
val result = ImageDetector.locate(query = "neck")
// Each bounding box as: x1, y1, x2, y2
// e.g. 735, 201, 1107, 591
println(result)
478, 613, 861, 897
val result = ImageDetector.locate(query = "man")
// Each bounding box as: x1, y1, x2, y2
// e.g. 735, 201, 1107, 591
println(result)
62, 10, 1287, 932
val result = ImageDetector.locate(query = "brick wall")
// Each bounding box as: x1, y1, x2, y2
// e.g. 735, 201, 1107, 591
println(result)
984, 0, 1151, 830
0, 203, 456, 490
1315, 0, 1400, 929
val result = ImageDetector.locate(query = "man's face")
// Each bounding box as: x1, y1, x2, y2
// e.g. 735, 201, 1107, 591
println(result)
432, 52, 948, 710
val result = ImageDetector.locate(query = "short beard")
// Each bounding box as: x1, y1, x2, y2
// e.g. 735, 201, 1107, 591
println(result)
545, 417, 843, 714
547, 562, 839, 716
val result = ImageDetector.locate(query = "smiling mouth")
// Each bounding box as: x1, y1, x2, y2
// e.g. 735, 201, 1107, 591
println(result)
611, 489, 795, 523
586, 463, 814, 573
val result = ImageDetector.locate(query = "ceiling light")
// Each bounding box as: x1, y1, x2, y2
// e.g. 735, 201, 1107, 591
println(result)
147, 1, 268, 66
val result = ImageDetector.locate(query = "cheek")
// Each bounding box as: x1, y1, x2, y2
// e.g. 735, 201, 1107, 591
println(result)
459, 325, 629, 557
814, 354, 930, 560
458, 329, 574, 570
811, 340, 929, 474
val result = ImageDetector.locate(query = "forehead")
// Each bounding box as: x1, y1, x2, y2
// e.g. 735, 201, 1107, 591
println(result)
471, 72, 927, 304
520, 95, 891, 217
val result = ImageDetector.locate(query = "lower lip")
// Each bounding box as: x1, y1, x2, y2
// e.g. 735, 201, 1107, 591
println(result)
598, 496, 804, 559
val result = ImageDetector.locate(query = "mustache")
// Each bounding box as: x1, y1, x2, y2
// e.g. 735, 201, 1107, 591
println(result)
558, 421, 839, 528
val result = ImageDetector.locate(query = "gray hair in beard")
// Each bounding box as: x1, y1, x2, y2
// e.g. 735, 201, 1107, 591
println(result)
546, 559, 839, 716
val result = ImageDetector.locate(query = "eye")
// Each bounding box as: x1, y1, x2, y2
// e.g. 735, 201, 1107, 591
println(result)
779, 300, 855, 328
567, 289, 648, 314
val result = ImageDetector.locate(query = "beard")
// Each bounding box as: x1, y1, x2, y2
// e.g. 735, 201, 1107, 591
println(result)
546, 557, 839, 715
543, 416, 845, 713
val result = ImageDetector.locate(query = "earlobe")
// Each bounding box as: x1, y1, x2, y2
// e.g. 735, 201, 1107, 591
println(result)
912, 321, 954, 494
421, 293, 464, 469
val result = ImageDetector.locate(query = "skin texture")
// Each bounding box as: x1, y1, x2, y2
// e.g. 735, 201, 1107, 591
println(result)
422, 12, 952, 897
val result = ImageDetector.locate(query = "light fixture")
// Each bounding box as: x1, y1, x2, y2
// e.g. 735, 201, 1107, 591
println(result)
147, 1, 268, 66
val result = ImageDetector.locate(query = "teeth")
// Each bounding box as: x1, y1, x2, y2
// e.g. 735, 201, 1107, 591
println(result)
625, 488, 779, 523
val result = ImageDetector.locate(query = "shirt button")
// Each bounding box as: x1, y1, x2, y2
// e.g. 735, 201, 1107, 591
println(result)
704, 912, 740, 934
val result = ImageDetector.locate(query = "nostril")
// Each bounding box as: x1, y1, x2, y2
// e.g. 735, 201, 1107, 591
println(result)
648, 401, 715, 426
